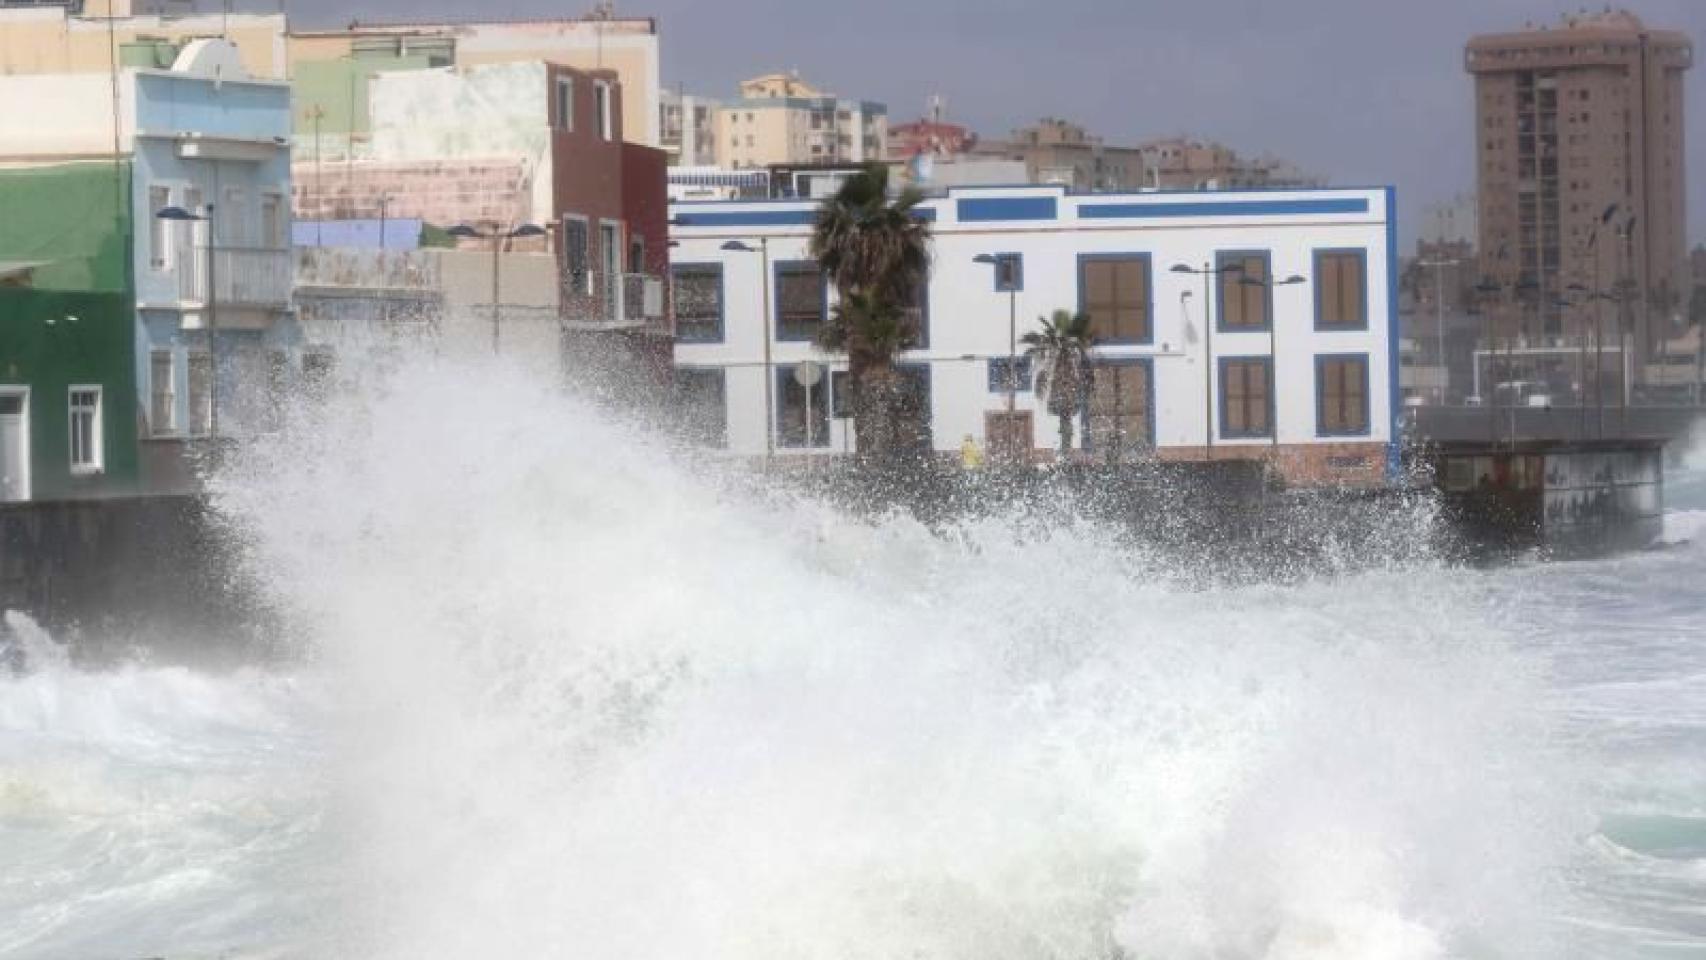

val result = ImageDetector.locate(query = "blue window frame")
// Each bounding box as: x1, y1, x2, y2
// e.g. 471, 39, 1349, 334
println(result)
1077, 253, 1153, 345
1216, 249, 1272, 332
1313, 248, 1368, 330
987, 356, 1033, 393
672, 366, 726, 447
773, 260, 828, 342
775, 363, 831, 448
902, 273, 930, 350
991, 252, 1023, 292
671, 262, 724, 343
894, 362, 933, 451
1218, 355, 1273, 439
1080, 356, 1154, 458
1315, 353, 1371, 436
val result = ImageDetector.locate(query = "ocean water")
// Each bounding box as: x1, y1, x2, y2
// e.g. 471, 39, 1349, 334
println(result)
1, 356, 1702, 960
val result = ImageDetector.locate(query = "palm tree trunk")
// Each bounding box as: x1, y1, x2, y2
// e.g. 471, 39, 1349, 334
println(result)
1057, 413, 1073, 461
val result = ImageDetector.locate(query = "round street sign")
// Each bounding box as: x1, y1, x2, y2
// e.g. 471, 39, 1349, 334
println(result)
793, 361, 825, 388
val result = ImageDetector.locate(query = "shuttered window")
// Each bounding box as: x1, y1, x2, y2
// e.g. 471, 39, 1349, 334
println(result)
1080, 256, 1151, 343
1317, 354, 1370, 435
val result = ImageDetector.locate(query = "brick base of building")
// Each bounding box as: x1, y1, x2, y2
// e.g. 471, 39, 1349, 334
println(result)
1156, 441, 1388, 487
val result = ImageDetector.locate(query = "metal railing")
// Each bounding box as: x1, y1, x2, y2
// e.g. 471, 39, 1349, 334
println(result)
179, 246, 293, 308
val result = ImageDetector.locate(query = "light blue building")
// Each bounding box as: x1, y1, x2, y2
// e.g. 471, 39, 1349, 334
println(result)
0, 39, 300, 497
128, 39, 300, 444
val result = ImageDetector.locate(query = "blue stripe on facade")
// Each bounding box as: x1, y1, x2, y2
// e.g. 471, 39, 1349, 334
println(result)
670, 208, 936, 226
672, 210, 816, 227
1078, 198, 1370, 220
957, 197, 1058, 222
1384, 187, 1401, 482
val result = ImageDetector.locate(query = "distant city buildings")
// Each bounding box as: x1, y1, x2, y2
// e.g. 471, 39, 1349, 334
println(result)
713, 72, 887, 168
1467, 9, 1692, 395
963, 119, 1319, 194
660, 89, 720, 166
969, 118, 1150, 191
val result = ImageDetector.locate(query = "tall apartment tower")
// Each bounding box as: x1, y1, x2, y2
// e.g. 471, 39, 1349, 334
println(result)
1466, 10, 1691, 379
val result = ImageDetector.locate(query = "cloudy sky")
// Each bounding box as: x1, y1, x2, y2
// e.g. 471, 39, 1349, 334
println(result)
289, 0, 1705, 248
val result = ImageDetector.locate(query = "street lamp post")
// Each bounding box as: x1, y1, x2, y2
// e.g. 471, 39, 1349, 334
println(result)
722, 239, 774, 461
448, 222, 547, 355
1418, 256, 1461, 403
1170, 261, 1245, 458
156, 204, 217, 439
1239, 272, 1306, 451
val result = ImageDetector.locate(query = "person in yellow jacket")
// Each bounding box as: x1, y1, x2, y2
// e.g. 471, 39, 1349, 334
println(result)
960, 434, 985, 470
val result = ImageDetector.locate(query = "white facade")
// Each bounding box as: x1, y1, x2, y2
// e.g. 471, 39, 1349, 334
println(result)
670, 184, 1399, 482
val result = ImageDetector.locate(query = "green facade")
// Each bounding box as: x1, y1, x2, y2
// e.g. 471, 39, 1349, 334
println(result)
0, 162, 139, 500
0, 290, 140, 499
294, 53, 437, 138
0, 161, 131, 293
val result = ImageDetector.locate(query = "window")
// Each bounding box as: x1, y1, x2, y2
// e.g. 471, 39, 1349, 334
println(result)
628, 236, 646, 275
1083, 359, 1152, 460
774, 261, 826, 341
831, 370, 852, 418
988, 356, 1033, 393
595, 82, 614, 140
187, 352, 214, 436
893, 364, 933, 452
303, 350, 335, 392
555, 76, 574, 130
1314, 249, 1367, 329
68, 386, 102, 474
1219, 357, 1272, 439
149, 351, 175, 434
776, 364, 830, 448
1316, 354, 1370, 436
1080, 254, 1151, 343
899, 274, 929, 349
673, 367, 726, 448
1217, 251, 1270, 331
672, 264, 723, 343
562, 217, 591, 295
599, 221, 621, 321
149, 186, 170, 270
261, 193, 284, 249
992, 253, 1023, 292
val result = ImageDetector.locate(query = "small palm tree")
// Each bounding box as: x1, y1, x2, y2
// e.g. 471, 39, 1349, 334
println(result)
810, 163, 931, 456
1022, 309, 1096, 460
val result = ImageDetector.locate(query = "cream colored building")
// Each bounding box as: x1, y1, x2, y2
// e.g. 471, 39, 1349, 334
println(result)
0, 0, 287, 78
287, 16, 661, 147
716, 72, 886, 168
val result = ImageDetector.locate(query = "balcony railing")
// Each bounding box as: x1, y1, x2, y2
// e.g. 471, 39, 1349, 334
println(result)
179, 246, 293, 308
566, 272, 665, 331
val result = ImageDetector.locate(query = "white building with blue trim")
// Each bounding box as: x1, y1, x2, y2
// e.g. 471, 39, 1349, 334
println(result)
669, 184, 1399, 485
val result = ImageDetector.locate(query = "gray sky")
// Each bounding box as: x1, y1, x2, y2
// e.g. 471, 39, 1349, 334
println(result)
290, 0, 1705, 250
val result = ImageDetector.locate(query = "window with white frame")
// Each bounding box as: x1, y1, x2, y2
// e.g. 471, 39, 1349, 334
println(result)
68, 386, 103, 474
555, 76, 575, 130
149, 186, 171, 270
595, 82, 614, 140
261, 193, 284, 249
187, 352, 213, 436
149, 351, 175, 435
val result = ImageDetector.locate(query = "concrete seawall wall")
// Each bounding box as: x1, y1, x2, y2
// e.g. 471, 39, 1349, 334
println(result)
0, 495, 278, 666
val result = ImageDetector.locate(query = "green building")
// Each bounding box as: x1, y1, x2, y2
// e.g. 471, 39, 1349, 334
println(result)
0, 161, 142, 502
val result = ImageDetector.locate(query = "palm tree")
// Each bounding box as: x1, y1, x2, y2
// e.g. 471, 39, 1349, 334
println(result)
817, 290, 918, 454
1022, 309, 1096, 460
810, 163, 931, 456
